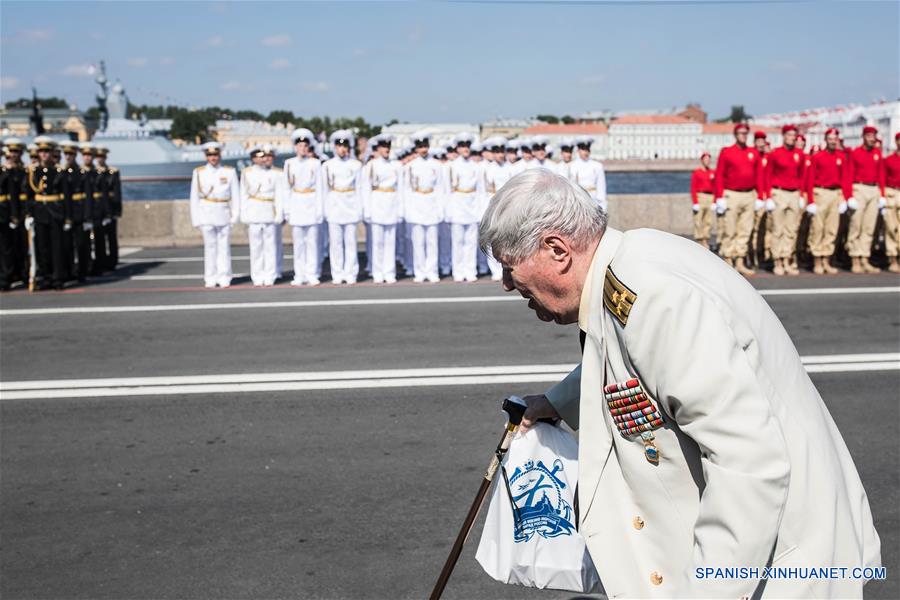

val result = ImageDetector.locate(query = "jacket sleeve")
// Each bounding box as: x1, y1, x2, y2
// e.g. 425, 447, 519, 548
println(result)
229, 169, 241, 223
111, 171, 123, 217
545, 363, 582, 430
805, 156, 816, 203
843, 151, 855, 200
625, 280, 791, 598
714, 149, 726, 199
189, 168, 201, 227
690, 170, 699, 205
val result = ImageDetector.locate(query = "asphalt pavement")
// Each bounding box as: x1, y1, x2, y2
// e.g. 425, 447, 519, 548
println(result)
1, 245, 898, 599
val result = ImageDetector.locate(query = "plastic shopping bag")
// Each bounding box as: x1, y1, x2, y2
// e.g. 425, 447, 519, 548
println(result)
475, 422, 602, 593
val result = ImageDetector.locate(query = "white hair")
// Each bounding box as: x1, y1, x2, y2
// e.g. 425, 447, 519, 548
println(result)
479, 168, 607, 264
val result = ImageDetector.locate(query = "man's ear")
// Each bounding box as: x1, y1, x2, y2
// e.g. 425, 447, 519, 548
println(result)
543, 235, 572, 266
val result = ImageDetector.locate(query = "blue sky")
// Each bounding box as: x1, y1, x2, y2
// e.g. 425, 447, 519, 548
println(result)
1, 0, 897, 123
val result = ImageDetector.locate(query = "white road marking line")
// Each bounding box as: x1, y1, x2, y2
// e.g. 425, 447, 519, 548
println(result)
758, 286, 900, 296
0, 296, 523, 316
129, 274, 250, 281
2, 285, 898, 317
2, 355, 897, 400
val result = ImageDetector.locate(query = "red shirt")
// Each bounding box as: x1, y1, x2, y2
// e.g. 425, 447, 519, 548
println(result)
767, 146, 806, 193
690, 167, 715, 203
806, 149, 850, 202
846, 145, 884, 195
884, 152, 900, 189
714, 144, 763, 198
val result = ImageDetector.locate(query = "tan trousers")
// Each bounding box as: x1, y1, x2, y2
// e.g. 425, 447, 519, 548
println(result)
885, 187, 900, 257
752, 208, 773, 259
809, 187, 842, 257
693, 193, 713, 242
721, 190, 756, 258
846, 183, 881, 257
770, 188, 801, 260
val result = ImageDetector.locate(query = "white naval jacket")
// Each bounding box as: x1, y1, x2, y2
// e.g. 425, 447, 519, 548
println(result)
442, 157, 485, 225
321, 156, 362, 225
283, 156, 324, 227
404, 156, 444, 226
360, 156, 404, 225
546, 228, 880, 599
239, 165, 285, 224
189, 163, 240, 227
569, 157, 608, 209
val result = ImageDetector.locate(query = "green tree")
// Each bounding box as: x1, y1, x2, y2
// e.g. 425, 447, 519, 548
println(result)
4, 96, 69, 109
234, 109, 265, 121
536, 114, 559, 124
717, 105, 751, 123
561, 115, 575, 125
267, 110, 296, 125
170, 111, 216, 143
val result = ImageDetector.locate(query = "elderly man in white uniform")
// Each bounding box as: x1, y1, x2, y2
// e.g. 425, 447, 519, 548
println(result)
240, 144, 285, 286
570, 135, 608, 212
442, 132, 484, 282
404, 132, 444, 283
322, 130, 363, 284
283, 128, 324, 286
361, 134, 404, 283
479, 168, 881, 599
189, 142, 240, 288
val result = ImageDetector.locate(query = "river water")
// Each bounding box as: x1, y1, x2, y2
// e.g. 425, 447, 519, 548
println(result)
123, 171, 692, 201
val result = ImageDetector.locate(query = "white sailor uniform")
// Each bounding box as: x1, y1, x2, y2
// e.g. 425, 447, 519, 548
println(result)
283, 155, 324, 285
322, 155, 363, 283
190, 163, 240, 287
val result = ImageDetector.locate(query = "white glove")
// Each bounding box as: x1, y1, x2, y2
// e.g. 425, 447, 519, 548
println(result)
798, 198, 806, 209
765, 199, 776, 212
838, 201, 848, 215
879, 197, 887, 209
692, 204, 700, 213
25, 216, 34, 230
806, 203, 818, 215
229, 214, 239, 225
754, 199, 765, 211
102, 218, 112, 226
846, 197, 858, 211
200, 224, 215, 233
880, 207, 886, 216
8, 221, 18, 230
715, 198, 727, 214
63, 222, 72, 232
83, 221, 93, 231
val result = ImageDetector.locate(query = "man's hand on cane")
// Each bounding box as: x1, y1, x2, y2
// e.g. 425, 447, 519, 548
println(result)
519, 394, 561, 433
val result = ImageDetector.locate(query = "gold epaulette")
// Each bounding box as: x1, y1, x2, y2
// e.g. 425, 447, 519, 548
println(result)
222, 165, 234, 169
603, 267, 637, 327
194, 165, 204, 171
109, 167, 118, 174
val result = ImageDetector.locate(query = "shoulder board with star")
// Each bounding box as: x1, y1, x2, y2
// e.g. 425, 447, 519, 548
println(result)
194, 165, 205, 171
603, 267, 637, 327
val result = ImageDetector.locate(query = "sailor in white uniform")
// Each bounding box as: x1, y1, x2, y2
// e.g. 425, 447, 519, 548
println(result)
261, 146, 285, 279
556, 138, 576, 179
360, 134, 404, 283
509, 136, 535, 175
189, 142, 240, 288
570, 135, 608, 212
529, 135, 557, 172
240, 144, 285, 286
442, 132, 484, 282
283, 128, 324, 286
404, 132, 444, 282
480, 136, 512, 281
322, 130, 363, 284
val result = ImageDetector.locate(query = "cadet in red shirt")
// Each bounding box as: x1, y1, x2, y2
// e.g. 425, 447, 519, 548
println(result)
690, 152, 716, 248
845, 126, 886, 272
752, 131, 773, 267
883, 132, 900, 272
806, 128, 849, 274
766, 125, 806, 275
714, 123, 763, 276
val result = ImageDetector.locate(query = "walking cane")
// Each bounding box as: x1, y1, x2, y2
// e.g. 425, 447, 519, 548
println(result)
26, 225, 36, 292
429, 396, 528, 600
